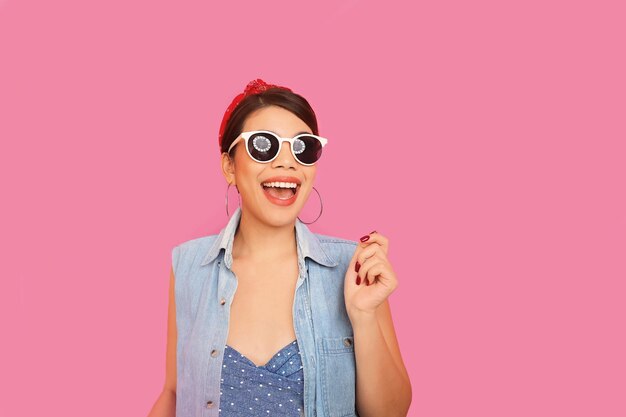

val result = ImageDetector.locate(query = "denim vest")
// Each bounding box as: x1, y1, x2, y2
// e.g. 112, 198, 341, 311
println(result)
172, 206, 360, 417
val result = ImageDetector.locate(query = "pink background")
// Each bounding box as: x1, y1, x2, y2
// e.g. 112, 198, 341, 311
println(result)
1, 0, 624, 416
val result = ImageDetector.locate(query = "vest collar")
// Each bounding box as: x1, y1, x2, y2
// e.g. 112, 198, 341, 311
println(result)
200, 206, 339, 269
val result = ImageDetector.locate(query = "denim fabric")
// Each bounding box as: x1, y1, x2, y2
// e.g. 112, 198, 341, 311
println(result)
219, 339, 304, 416
172, 206, 360, 417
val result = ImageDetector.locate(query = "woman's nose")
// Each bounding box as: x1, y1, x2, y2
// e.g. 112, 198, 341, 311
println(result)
271, 142, 297, 168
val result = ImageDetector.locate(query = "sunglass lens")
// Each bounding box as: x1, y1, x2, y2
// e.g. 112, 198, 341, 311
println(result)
248, 133, 279, 162
294, 135, 323, 165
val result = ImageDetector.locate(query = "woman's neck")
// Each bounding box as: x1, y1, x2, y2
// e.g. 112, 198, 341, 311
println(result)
232, 209, 297, 262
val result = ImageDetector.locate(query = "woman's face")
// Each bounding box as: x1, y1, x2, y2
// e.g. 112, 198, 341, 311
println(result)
222, 105, 318, 226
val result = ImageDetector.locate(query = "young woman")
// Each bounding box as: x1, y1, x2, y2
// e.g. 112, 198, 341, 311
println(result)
148, 79, 411, 417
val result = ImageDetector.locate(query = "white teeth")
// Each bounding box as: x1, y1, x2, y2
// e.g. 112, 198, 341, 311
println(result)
262, 181, 298, 189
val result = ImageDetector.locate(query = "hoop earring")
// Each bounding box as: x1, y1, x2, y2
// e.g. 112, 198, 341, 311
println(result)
298, 186, 323, 224
225, 182, 241, 217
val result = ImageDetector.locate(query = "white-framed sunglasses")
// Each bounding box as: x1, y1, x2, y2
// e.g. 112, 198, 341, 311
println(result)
227, 130, 328, 166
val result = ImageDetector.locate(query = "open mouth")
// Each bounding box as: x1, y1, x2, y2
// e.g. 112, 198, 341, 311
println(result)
261, 183, 300, 200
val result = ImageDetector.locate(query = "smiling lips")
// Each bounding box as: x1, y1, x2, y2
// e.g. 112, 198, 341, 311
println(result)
261, 176, 301, 205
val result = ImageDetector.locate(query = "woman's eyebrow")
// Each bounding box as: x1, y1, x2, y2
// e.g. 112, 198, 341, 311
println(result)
266, 129, 312, 136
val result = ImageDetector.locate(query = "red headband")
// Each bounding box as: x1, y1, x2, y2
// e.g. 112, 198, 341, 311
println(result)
218, 78, 293, 152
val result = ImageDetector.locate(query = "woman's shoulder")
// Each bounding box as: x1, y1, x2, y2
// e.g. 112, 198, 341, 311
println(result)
313, 232, 358, 248
171, 233, 220, 271
173, 233, 219, 251
311, 232, 359, 265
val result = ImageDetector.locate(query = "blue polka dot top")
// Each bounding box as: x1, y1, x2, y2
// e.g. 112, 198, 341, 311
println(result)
219, 339, 305, 416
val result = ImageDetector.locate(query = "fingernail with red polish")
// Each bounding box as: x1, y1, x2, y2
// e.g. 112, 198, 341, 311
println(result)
356, 275, 361, 285
355, 262, 360, 272
360, 235, 370, 242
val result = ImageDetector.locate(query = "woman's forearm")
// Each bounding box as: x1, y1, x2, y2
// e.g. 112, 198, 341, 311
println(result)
350, 311, 412, 417
147, 388, 176, 417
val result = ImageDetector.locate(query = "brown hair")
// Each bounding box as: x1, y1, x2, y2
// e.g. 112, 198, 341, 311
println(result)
220, 87, 319, 159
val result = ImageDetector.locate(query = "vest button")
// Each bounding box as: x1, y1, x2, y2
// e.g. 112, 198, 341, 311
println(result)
220, 298, 226, 305
206, 400, 214, 408
211, 349, 219, 357
343, 337, 353, 347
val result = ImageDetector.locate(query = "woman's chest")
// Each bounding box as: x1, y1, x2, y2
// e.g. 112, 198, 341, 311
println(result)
226, 257, 300, 366
229, 255, 300, 314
